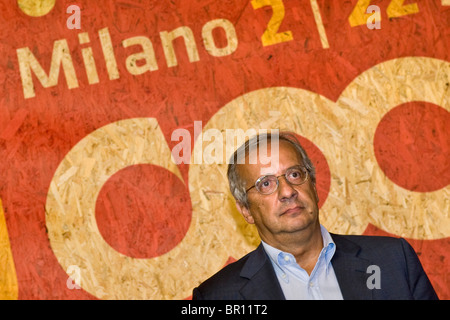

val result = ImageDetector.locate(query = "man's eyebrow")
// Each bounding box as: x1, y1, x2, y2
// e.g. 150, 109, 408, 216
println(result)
257, 165, 301, 177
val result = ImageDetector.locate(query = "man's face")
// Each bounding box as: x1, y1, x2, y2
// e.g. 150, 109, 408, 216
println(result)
236, 140, 320, 243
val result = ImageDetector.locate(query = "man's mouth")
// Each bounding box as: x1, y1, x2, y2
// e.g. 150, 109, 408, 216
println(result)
280, 204, 306, 216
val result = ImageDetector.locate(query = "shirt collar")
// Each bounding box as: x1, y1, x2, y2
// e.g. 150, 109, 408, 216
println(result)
320, 224, 336, 269
261, 224, 336, 271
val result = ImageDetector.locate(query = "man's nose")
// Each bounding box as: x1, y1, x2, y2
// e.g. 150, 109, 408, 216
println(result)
277, 176, 298, 201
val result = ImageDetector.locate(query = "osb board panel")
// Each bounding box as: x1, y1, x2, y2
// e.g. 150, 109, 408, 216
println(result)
0, 0, 448, 299
0, 199, 18, 300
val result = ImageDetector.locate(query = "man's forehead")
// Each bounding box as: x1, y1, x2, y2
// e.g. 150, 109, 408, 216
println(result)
237, 140, 302, 177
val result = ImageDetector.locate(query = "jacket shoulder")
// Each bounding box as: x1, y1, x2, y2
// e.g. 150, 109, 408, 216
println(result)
331, 233, 438, 300
192, 250, 255, 300
331, 233, 428, 272
332, 233, 406, 255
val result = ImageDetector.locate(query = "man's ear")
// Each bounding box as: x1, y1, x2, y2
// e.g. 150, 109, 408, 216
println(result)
235, 201, 255, 224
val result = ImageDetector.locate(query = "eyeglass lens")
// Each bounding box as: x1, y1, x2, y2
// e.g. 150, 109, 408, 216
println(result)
255, 166, 307, 195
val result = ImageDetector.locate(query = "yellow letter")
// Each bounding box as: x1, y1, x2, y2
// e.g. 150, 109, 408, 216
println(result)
202, 19, 238, 57
98, 27, 120, 80
78, 33, 99, 84
122, 36, 158, 75
160, 26, 200, 67
17, 39, 79, 99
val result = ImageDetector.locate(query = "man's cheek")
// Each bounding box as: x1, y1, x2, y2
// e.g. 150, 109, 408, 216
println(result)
250, 198, 273, 221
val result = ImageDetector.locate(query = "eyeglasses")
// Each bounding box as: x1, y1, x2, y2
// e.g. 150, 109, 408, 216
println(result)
245, 165, 309, 195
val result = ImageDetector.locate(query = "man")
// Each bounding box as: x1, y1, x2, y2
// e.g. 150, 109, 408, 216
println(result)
192, 132, 438, 300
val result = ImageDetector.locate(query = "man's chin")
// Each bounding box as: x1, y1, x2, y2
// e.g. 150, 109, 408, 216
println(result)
281, 213, 319, 232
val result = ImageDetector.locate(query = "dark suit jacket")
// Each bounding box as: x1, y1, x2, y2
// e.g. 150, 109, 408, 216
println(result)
192, 234, 438, 300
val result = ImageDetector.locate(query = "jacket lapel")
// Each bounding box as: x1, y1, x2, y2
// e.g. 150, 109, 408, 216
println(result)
237, 236, 375, 300
331, 234, 374, 300
239, 244, 286, 300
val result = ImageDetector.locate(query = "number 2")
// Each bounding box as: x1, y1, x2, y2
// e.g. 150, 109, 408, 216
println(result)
251, 0, 293, 46
386, 0, 419, 18
349, 0, 419, 27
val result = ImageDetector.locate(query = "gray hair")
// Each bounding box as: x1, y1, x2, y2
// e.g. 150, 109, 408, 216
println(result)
227, 132, 316, 208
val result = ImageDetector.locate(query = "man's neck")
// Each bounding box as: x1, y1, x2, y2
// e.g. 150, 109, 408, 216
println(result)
262, 223, 324, 275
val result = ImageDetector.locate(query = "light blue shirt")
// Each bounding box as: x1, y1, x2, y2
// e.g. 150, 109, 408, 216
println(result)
261, 225, 343, 300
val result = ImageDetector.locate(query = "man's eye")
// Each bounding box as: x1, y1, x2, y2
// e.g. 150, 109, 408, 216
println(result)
289, 170, 300, 178
257, 177, 276, 192
287, 169, 305, 182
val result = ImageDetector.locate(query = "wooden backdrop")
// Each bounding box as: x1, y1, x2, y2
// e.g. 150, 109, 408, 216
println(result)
0, 0, 448, 299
